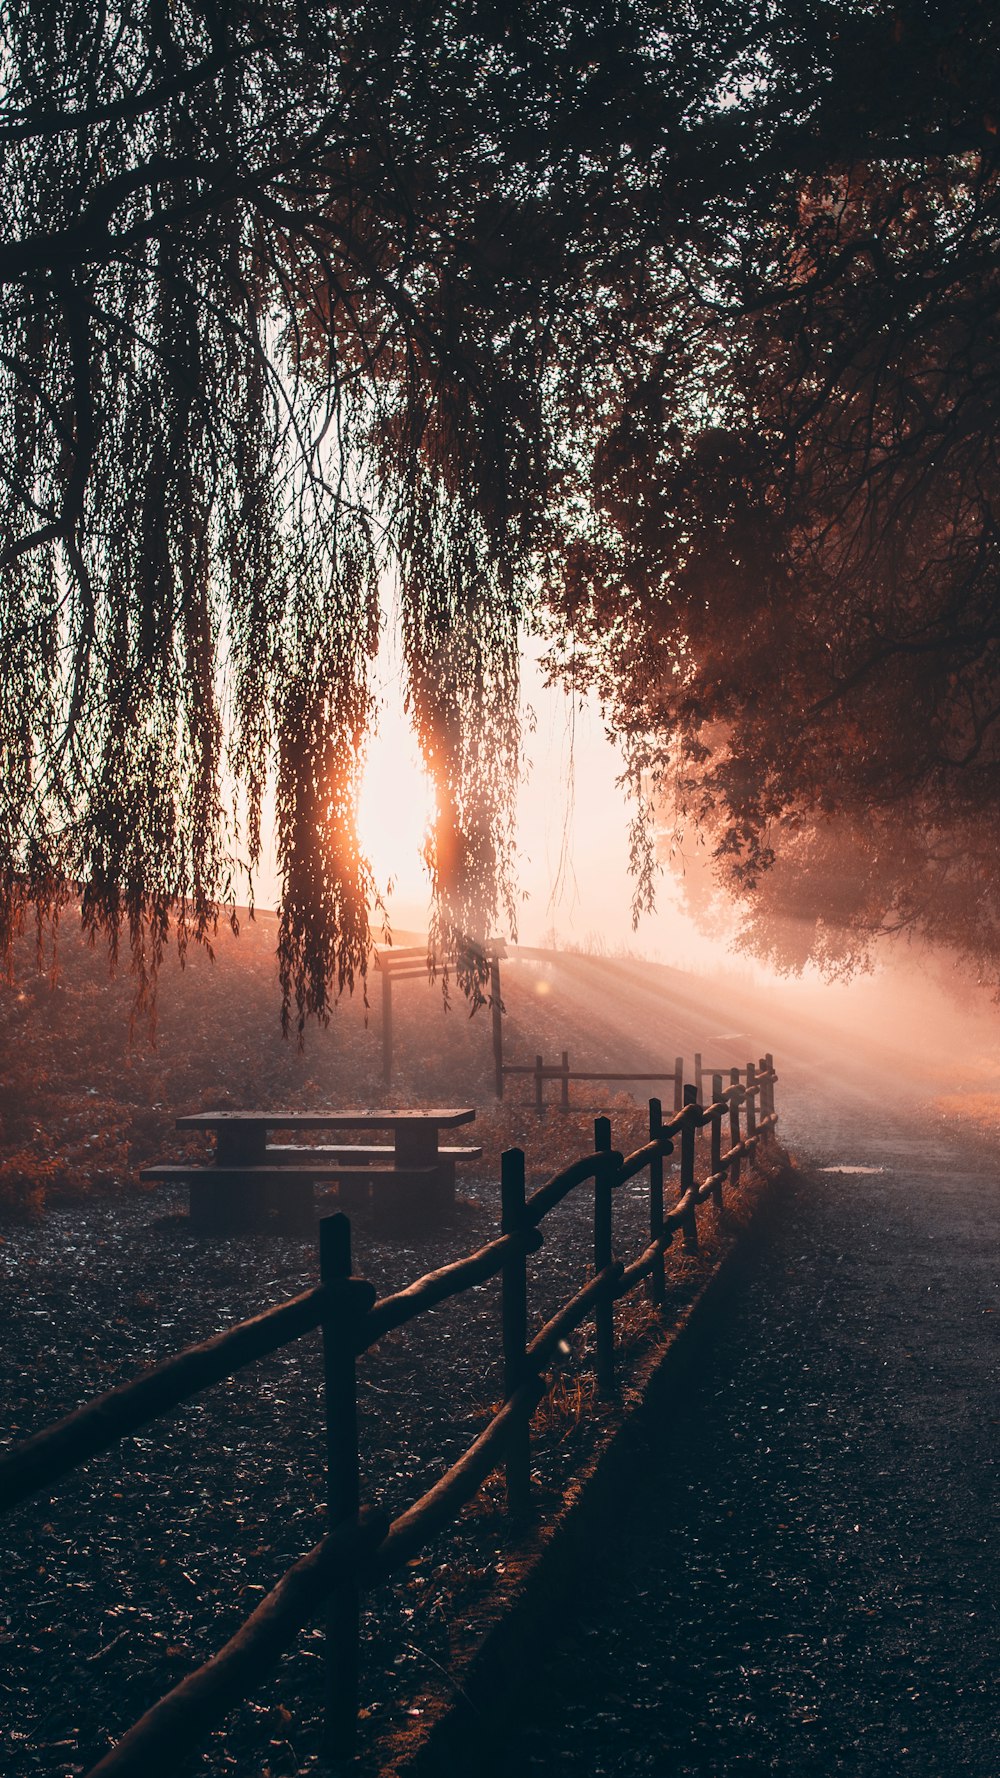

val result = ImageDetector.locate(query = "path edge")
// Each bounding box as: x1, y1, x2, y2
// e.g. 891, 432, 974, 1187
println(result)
360, 1149, 798, 1778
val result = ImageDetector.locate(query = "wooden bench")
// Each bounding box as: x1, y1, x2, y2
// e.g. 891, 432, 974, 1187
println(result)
140, 1108, 479, 1234
264, 1142, 482, 1164
263, 1145, 480, 1173
141, 1160, 441, 1234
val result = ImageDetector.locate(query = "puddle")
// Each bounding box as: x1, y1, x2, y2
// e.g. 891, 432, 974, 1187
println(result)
819, 1163, 887, 1175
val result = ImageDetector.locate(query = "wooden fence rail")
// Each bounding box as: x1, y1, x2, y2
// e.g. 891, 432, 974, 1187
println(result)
0, 1053, 778, 1775
502, 1049, 686, 1111
377, 940, 507, 1089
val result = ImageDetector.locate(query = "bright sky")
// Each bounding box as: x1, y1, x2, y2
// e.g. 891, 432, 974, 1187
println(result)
249, 619, 727, 965
352, 626, 732, 969
245, 619, 1000, 1066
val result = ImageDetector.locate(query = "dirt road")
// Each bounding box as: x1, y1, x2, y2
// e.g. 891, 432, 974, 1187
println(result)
483, 976, 1000, 1776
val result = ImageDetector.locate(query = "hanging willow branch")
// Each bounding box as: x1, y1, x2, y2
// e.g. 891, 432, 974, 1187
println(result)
397, 478, 522, 1007
0, 0, 796, 1025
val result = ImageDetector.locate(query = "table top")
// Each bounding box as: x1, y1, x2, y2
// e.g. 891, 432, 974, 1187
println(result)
176, 1108, 476, 1131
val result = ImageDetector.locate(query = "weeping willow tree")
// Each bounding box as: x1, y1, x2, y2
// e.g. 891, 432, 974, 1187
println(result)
0, 0, 771, 1028
13, 0, 997, 1026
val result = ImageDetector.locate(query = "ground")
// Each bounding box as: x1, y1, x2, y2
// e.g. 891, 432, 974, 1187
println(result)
2, 923, 998, 1775
486, 1073, 1000, 1777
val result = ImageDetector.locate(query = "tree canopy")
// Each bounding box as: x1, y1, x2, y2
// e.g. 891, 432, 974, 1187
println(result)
542, 1, 1000, 987
3, 0, 1000, 1020
0, 0, 765, 1025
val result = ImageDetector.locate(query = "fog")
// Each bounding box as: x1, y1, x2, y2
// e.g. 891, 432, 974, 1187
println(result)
244, 629, 1000, 1110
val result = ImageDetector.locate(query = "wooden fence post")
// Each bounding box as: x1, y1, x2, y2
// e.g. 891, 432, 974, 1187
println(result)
673, 1056, 684, 1113
491, 953, 504, 1100
501, 1149, 531, 1518
710, 1071, 724, 1208
694, 1051, 703, 1103
746, 1061, 757, 1145
729, 1068, 742, 1188
764, 1052, 775, 1124
681, 1085, 698, 1251
560, 1050, 570, 1111
648, 1098, 666, 1306
535, 1054, 544, 1114
593, 1116, 615, 1394
320, 1213, 362, 1760
381, 970, 392, 1087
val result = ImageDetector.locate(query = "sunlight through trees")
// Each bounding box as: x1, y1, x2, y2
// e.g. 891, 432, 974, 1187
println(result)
3, 2, 1000, 1019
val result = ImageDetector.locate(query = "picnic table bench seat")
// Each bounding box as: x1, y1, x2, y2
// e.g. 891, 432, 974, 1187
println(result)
263, 1141, 483, 1164
140, 1159, 441, 1233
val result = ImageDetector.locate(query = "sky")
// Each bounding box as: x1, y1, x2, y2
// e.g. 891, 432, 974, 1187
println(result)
352, 627, 730, 970
246, 602, 726, 967
248, 617, 1000, 1080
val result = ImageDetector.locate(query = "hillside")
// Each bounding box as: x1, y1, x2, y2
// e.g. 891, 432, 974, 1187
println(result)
0, 915, 746, 1214
3, 909, 998, 1214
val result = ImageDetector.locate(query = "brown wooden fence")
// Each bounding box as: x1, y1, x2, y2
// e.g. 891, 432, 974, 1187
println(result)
503, 1049, 687, 1111
377, 940, 506, 1088
0, 1056, 778, 1776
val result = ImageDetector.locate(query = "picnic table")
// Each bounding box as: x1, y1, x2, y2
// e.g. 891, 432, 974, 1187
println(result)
140, 1108, 480, 1234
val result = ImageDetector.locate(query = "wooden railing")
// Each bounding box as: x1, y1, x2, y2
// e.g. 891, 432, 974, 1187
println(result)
376, 939, 507, 1088
502, 1048, 686, 1111
0, 1056, 778, 1776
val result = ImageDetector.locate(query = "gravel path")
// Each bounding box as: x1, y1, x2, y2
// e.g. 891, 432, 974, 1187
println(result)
485, 1091, 1000, 1777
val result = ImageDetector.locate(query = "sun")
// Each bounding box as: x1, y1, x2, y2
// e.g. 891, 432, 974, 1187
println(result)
356, 692, 435, 908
